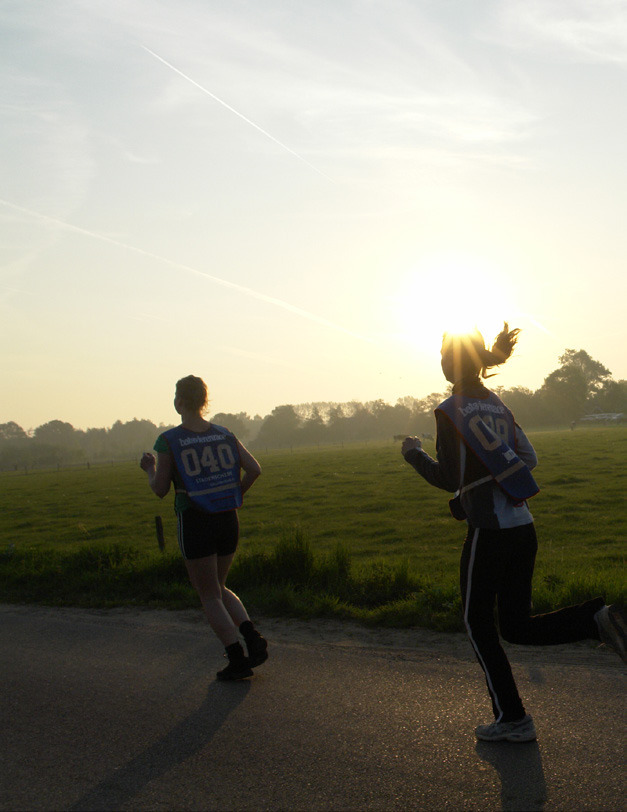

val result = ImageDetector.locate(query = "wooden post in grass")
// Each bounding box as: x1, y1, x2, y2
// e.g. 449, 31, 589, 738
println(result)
155, 515, 165, 552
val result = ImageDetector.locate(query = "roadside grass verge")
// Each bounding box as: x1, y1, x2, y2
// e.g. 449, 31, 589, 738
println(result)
1, 527, 623, 633
0, 530, 463, 629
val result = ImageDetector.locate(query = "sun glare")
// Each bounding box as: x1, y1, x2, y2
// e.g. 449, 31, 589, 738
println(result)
392, 255, 512, 354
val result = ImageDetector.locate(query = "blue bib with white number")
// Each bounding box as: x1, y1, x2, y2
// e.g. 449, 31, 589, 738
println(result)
162, 424, 243, 513
436, 392, 539, 502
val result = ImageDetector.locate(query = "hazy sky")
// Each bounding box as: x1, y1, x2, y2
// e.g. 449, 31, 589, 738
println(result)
2, 0, 626, 430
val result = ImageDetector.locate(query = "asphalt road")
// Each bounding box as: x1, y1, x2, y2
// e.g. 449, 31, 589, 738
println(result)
1, 604, 624, 811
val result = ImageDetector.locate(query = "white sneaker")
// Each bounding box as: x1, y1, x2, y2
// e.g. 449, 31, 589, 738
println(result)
475, 714, 537, 742
594, 604, 627, 662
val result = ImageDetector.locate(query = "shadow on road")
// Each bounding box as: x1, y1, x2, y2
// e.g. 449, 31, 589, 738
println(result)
475, 740, 547, 811
70, 679, 250, 812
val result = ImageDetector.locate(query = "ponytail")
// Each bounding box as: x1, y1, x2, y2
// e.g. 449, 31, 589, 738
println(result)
479, 323, 521, 378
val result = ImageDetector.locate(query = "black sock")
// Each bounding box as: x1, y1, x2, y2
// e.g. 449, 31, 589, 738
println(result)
225, 641, 246, 662
239, 620, 258, 640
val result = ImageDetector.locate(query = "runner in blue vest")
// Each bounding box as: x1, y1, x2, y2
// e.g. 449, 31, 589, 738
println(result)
140, 375, 268, 681
402, 325, 626, 742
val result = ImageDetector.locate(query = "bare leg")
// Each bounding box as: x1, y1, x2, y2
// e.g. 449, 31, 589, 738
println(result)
217, 553, 250, 627
185, 556, 239, 647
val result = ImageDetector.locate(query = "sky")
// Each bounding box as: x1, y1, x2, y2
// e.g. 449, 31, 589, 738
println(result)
1, 0, 626, 431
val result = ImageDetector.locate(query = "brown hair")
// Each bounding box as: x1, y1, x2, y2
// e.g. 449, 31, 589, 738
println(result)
442, 323, 520, 382
175, 375, 209, 412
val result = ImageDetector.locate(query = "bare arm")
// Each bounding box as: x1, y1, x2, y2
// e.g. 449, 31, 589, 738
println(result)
140, 451, 173, 498
238, 440, 261, 495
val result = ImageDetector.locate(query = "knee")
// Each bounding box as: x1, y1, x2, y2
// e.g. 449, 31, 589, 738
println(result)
220, 584, 235, 599
464, 614, 499, 647
198, 588, 223, 605
187, 571, 222, 603
499, 616, 528, 644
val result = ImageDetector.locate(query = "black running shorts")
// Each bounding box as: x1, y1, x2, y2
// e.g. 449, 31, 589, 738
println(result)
176, 508, 239, 560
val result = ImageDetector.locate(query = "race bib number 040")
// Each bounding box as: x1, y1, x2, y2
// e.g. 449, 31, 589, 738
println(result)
180, 443, 237, 477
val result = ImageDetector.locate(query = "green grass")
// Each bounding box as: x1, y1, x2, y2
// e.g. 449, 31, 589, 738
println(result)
0, 428, 625, 631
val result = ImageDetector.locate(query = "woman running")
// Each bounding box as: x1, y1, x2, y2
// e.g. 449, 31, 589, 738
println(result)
141, 375, 267, 681
402, 325, 625, 742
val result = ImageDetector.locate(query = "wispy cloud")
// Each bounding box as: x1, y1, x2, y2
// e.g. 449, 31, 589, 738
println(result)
0, 198, 372, 343
493, 0, 627, 65
141, 45, 334, 180
0, 75, 94, 213
2, 0, 537, 182
103, 137, 160, 165
221, 346, 301, 370
123, 1, 536, 167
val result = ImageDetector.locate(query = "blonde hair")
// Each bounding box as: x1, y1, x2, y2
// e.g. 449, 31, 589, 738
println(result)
442, 323, 520, 381
175, 375, 209, 412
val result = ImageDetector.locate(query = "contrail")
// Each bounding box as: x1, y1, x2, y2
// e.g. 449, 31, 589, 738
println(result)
141, 45, 333, 181
0, 199, 369, 341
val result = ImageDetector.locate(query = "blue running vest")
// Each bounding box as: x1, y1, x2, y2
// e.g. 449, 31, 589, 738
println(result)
162, 424, 243, 513
436, 392, 539, 502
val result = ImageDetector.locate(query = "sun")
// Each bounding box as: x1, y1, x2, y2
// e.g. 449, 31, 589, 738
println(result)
392, 254, 513, 354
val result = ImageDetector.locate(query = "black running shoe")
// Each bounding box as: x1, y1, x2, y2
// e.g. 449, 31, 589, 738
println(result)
216, 659, 253, 681
246, 635, 268, 668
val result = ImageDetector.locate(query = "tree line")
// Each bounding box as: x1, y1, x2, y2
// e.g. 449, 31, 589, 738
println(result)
1, 349, 625, 470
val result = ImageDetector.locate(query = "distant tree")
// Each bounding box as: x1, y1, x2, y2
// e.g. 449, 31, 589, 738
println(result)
542, 375, 587, 423
107, 419, 160, 457
82, 427, 109, 460
556, 349, 612, 397
0, 422, 27, 440
300, 406, 327, 444
390, 402, 413, 435
397, 392, 445, 436
589, 379, 627, 414
33, 420, 77, 444
0, 422, 31, 470
211, 412, 254, 442
325, 404, 346, 442
396, 396, 420, 412
343, 402, 377, 441
540, 349, 612, 421
326, 404, 345, 422
27, 420, 83, 465
418, 392, 449, 413
248, 414, 265, 442
363, 399, 404, 439
500, 387, 541, 427
254, 404, 302, 446
294, 403, 317, 421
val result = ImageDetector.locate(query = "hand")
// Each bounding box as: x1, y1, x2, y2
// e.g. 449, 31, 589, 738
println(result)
401, 436, 422, 456
140, 452, 156, 472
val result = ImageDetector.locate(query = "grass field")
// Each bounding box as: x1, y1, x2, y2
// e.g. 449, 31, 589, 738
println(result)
1, 428, 625, 631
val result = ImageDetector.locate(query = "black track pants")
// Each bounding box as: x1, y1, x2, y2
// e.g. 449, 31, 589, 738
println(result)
460, 523, 604, 722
